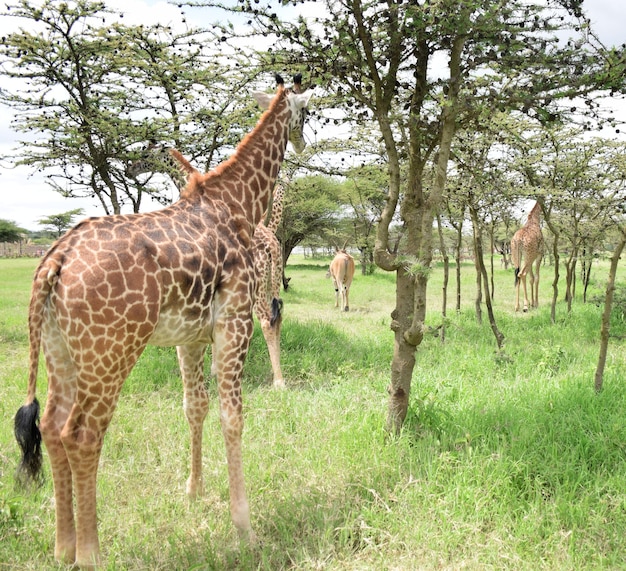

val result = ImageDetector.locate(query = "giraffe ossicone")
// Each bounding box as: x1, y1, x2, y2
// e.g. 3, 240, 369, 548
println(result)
14, 74, 311, 568
511, 201, 544, 312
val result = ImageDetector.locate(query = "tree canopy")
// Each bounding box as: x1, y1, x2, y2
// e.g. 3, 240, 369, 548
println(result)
201, 0, 626, 430
2, 0, 626, 428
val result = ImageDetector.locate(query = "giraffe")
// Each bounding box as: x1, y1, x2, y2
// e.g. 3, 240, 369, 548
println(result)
511, 201, 544, 312
14, 74, 312, 568
126, 139, 188, 192
138, 145, 287, 388
248, 182, 286, 387
328, 249, 355, 311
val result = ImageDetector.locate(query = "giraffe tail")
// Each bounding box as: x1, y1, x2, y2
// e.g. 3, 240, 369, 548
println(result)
14, 399, 43, 488
270, 297, 283, 327
15, 257, 58, 488
514, 267, 520, 286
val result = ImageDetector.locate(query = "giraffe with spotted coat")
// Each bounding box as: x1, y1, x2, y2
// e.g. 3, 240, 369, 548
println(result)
14, 74, 311, 568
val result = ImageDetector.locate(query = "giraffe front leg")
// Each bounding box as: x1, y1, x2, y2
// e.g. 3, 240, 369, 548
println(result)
255, 298, 284, 388
177, 344, 209, 499
261, 318, 284, 388
213, 318, 255, 543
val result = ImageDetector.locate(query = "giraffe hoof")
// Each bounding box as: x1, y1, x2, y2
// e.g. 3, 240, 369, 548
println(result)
238, 527, 257, 546
273, 379, 286, 389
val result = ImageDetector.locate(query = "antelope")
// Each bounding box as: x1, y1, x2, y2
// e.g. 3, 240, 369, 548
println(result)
328, 249, 355, 311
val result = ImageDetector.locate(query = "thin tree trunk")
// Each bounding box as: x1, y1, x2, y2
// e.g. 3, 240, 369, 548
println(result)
595, 231, 626, 392
470, 205, 504, 348
489, 228, 495, 300
474, 251, 483, 324
455, 222, 463, 312
437, 212, 448, 343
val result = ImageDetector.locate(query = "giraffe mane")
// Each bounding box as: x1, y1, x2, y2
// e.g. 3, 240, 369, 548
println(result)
169, 149, 197, 177
205, 84, 287, 182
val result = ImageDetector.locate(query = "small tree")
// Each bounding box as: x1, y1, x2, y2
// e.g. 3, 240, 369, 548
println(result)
0, 219, 24, 243
38, 209, 85, 238
277, 175, 342, 288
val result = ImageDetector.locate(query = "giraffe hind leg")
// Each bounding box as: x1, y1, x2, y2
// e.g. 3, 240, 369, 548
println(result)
38, 334, 80, 564
177, 343, 209, 499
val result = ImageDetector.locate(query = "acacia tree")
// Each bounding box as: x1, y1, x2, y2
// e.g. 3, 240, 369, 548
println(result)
276, 175, 342, 288
340, 163, 388, 274
0, 0, 259, 215
38, 209, 85, 238
195, 0, 623, 431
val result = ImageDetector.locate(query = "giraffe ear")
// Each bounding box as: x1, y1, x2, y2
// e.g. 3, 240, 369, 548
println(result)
294, 90, 313, 108
253, 91, 274, 110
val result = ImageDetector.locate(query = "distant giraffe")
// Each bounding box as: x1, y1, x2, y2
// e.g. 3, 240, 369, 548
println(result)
14, 74, 312, 568
145, 146, 287, 388
126, 140, 188, 191
511, 201, 544, 312
328, 249, 355, 311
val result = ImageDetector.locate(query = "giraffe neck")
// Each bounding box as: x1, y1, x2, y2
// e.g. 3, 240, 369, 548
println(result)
266, 184, 285, 234
194, 87, 291, 228
527, 201, 541, 226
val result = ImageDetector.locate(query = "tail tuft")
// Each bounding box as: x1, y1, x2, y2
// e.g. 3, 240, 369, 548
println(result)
270, 297, 283, 327
14, 399, 44, 488
514, 267, 520, 286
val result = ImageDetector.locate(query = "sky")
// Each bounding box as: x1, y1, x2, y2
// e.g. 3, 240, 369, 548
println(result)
1, 0, 625, 231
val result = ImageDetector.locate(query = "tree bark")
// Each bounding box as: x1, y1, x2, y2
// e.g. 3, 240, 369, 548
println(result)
437, 213, 449, 343
470, 205, 504, 349
595, 230, 626, 392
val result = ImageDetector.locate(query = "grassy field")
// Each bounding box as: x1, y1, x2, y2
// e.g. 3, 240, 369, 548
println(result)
1, 254, 626, 570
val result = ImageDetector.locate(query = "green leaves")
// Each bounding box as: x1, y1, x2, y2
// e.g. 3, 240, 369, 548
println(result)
0, 0, 264, 215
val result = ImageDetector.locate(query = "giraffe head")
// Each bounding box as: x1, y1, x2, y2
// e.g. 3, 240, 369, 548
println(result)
253, 74, 312, 154
126, 139, 167, 178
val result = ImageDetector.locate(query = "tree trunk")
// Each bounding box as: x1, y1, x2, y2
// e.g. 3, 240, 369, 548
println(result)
564, 248, 577, 313
595, 231, 626, 392
455, 222, 463, 313
437, 213, 449, 343
551, 239, 560, 324
474, 250, 483, 324
387, 268, 418, 431
489, 228, 495, 300
470, 205, 504, 348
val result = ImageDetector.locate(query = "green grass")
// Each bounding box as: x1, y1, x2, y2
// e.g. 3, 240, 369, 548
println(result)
1, 255, 626, 569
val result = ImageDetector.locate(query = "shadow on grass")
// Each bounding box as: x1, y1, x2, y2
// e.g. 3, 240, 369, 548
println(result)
244, 317, 392, 389
402, 372, 626, 535
124, 317, 392, 394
